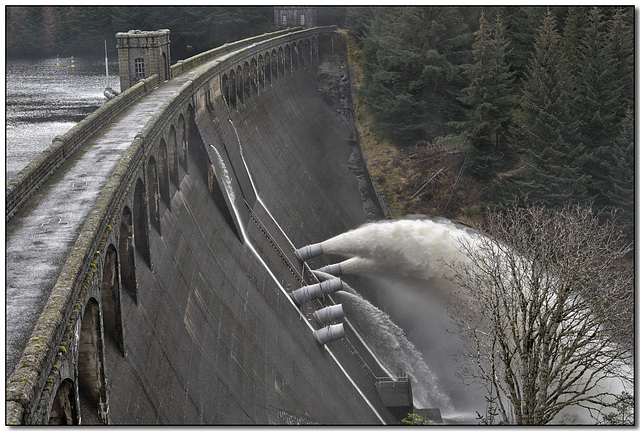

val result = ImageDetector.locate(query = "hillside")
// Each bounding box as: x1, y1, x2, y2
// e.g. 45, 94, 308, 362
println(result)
346, 31, 486, 224
342, 6, 634, 244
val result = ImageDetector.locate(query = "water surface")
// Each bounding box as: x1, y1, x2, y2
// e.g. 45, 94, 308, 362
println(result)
6, 56, 120, 180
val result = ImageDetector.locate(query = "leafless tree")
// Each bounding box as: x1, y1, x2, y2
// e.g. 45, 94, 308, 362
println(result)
446, 203, 633, 424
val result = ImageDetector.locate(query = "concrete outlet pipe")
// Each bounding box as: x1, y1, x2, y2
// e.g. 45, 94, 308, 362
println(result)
313, 323, 346, 345
294, 243, 323, 261
313, 304, 345, 326
316, 263, 342, 276
290, 278, 343, 306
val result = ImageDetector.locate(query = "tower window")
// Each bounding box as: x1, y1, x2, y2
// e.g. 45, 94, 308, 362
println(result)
135, 58, 145, 79
300, 14, 305, 26
282, 14, 287, 26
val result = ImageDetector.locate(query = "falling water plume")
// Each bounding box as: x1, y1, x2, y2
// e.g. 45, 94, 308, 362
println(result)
334, 289, 452, 411
302, 218, 632, 424
305, 218, 473, 282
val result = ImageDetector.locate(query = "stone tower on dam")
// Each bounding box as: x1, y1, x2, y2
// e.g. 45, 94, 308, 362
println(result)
5, 25, 428, 425
116, 29, 171, 91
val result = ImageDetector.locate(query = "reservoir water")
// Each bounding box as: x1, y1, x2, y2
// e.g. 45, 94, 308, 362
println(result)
5, 56, 120, 181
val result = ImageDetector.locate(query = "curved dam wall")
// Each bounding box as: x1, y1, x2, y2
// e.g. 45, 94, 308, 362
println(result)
5, 28, 295, 223
6, 28, 401, 425
103, 34, 389, 425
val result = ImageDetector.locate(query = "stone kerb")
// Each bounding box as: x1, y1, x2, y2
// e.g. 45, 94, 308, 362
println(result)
5, 74, 161, 223
137, 81, 192, 150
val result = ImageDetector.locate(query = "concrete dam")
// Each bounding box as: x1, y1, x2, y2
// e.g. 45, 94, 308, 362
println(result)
6, 27, 422, 425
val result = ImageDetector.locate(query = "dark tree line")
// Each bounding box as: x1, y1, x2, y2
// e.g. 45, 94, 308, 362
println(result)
6, 6, 348, 60
346, 6, 634, 240
7, 6, 273, 60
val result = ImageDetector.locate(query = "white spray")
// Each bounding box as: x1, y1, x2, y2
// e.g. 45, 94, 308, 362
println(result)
303, 218, 632, 424
306, 218, 485, 421
334, 288, 452, 410
209, 145, 235, 202
319, 218, 472, 282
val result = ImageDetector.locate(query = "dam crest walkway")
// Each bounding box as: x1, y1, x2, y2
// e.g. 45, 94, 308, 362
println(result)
6, 54, 226, 377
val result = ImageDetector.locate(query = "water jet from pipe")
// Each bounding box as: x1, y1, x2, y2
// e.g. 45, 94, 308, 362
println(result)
316, 263, 342, 275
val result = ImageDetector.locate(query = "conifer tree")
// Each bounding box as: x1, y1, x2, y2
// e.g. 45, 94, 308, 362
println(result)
361, 7, 471, 144
574, 7, 620, 148
596, 7, 635, 241
361, 8, 427, 142
561, 6, 590, 77
600, 110, 634, 241
452, 11, 516, 179
507, 9, 589, 206
604, 7, 634, 123
501, 7, 544, 83
573, 7, 625, 210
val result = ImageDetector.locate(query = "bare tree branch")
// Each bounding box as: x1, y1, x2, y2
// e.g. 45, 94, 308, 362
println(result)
446, 202, 633, 424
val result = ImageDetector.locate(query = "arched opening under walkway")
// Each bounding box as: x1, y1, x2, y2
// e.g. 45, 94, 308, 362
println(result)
168, 126, 179, 185
146, 156, 160, 232
229, 70, 237, 108
258, 55, 265, 89
48, 379, 77, 425
236, 65, 244, 104
278, 47, 284, 77
78, 298, 107, 424
272, 49, 279, 80
178, 114, 188, 170
265, 52, 272, 84
292, 42, 299, 70
243, 61, 251, 98
222, 73, 230, 107
101, 244, 124, 355
119, 205, 137, 302
285, 45, 291, 74
158, 140, 170, 208
133, 178, 150, 266
251, 57, 258, 93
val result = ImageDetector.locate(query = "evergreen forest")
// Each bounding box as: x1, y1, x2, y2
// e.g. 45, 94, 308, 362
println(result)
345, 6, 634, 241
6, 6, 634, 240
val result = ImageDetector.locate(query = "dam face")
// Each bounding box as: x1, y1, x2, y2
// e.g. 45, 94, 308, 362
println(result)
105, 49, 379, 424
6, 29, 402, 425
